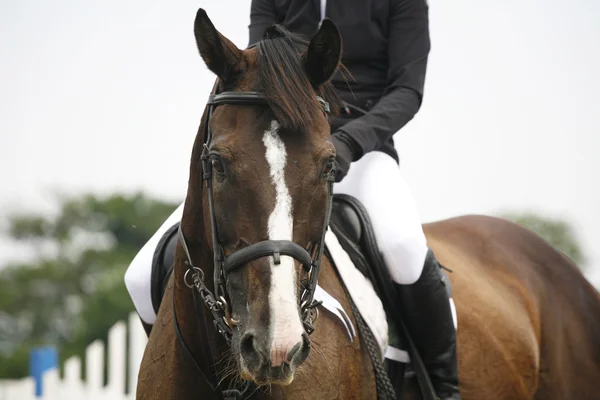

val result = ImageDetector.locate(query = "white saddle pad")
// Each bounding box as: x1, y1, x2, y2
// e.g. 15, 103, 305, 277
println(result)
314, 229, 410, 363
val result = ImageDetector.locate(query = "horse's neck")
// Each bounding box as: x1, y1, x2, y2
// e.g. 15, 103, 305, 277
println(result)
163, 244, 226, 399
173, 193, 240, 390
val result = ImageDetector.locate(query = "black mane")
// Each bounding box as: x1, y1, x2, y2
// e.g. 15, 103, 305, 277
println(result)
256, 25, 341, 131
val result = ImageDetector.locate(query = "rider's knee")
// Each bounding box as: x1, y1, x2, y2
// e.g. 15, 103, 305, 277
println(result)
378, 235, 428, 285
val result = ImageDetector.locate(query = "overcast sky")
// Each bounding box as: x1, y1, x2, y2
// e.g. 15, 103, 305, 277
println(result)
1, 0, 599, 285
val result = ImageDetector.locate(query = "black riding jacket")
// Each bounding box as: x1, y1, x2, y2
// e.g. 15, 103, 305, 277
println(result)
248, 0, 430, 164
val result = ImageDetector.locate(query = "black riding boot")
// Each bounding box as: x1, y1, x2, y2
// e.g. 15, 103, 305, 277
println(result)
395, 250, 461, 400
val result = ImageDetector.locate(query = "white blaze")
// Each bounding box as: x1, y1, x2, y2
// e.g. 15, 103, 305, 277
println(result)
262, 120, 304, 366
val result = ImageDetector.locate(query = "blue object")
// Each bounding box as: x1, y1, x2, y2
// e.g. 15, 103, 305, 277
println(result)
29, 346, 58, 396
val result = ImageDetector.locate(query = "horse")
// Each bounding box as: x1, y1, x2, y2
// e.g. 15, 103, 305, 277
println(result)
135, 8, 600, 400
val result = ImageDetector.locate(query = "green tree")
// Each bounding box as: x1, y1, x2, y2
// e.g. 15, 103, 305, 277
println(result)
502, 211, 587, 269
0, 192, 178, 378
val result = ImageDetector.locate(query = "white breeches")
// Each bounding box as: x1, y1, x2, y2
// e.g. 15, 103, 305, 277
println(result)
333, 151, 429, 285
124, 151, 429, 325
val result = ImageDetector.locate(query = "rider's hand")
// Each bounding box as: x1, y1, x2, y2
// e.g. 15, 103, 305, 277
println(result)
331, 134, 354, 183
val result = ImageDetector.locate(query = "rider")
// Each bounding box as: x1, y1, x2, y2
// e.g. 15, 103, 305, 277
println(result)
125, 0, 461, 399
248, 1, 461, 399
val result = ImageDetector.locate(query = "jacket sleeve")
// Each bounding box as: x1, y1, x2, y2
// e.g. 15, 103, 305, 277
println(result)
334, 0, 431, 159
248, 0, 279, 46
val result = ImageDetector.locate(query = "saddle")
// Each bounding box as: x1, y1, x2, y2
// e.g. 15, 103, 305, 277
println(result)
150, 220, 179, 315
148, 194, 441, 393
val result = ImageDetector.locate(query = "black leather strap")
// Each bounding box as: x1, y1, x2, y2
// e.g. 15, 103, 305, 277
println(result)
223, 240, 313, 274
172, 291, 219, 394
207, 92, 329, 114
208, 92, 269, 107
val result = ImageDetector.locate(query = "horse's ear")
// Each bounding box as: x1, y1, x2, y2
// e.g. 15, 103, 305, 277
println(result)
194, 8, 242, 81
304, 19, 342, 87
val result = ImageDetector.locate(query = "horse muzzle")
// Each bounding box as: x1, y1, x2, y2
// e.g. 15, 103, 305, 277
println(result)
239, 330, 311, 385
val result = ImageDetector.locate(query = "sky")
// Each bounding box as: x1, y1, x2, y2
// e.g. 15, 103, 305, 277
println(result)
1, 0, 599, 285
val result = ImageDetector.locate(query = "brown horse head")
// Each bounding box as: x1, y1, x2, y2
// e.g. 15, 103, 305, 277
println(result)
191, 9, 342, 386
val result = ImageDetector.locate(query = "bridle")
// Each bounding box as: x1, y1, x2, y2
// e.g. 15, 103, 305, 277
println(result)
172, 85, 335, 398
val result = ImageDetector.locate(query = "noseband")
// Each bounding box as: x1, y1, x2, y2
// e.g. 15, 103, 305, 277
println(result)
172, 87, 334, 397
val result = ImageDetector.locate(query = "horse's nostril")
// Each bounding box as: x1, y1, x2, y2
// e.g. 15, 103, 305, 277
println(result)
286, 341, 302, 363
241, 333, 256, 357
276, 336, 311, 367
241, 332, 268, 366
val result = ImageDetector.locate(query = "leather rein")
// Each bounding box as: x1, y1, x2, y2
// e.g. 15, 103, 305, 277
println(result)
172, 88, 334, 399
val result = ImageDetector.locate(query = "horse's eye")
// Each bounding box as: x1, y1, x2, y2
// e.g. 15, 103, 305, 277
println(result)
322, 159, 336, 178
212, 157, 226, 175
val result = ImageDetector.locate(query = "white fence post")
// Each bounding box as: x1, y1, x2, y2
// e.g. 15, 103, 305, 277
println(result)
0, 312, 147, 400
64, 356, 84, 399
40, 369, 59, 400
128, 312, 147, 398
0, 378, 35, 400
85, 340, 105, 399
107, 321, 126, 397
